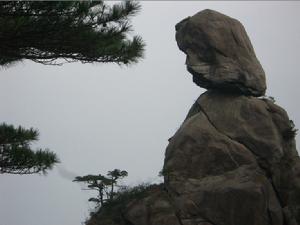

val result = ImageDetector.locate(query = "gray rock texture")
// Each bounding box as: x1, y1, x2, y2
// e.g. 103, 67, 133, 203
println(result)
175, 9, 266, 96
85, 9, 300, 225
164, 91, 300, 225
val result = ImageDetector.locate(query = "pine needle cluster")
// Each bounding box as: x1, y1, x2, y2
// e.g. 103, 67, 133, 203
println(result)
0, 123, 59, 175
0, 1, 145, 66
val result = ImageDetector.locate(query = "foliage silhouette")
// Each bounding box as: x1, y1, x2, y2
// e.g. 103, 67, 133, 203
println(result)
283, 120, 298, 140
0, 1, 144, 66
0, 123, 59, 175
73, 169, 128, 207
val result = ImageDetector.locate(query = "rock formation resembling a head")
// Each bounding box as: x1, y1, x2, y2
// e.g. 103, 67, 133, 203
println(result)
176, 9, 266, 96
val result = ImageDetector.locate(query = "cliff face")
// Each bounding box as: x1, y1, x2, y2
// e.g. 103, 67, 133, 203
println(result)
86, 9, 300, 225
164, 91, 300, 225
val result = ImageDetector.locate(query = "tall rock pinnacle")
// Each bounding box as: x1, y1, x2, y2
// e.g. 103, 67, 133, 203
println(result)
176, 9, 266, 96
86, 10, 300, 225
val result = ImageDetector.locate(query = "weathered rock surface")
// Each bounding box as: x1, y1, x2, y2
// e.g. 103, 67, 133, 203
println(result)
85, 9, 300, 225
176, 9, 266, 96
164, 91, 300, 225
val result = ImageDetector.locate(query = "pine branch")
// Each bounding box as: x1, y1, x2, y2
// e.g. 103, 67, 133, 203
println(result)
0, 123, 59, 175
0, 1, 145, 66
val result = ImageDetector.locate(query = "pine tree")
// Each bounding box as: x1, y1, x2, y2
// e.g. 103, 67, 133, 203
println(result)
0, 1, 145, 66
107, 169, 128, 200
0, 123, 59, 175
73, 169, 128, 206
73, 174, 111, 206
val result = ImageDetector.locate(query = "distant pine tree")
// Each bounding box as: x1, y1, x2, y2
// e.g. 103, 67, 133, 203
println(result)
0, 123, 59, 175
0, 1, 144, 66
73, 174, 111, 206
73, 169, 128, 206
107, 169, 128, 200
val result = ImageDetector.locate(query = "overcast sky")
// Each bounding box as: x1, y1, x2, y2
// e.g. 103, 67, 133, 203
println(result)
0, 2, 300, 225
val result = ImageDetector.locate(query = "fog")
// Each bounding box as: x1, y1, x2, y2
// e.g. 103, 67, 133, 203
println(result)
0, 2, 299, 225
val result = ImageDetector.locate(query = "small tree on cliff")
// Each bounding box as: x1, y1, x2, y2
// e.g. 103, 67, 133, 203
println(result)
73, 174, 111, 206
0, 123, 59, 175
0, 1, 144, 66
107, 169, 128, 200
283, 120, 298, 140
73, 169, 128, 206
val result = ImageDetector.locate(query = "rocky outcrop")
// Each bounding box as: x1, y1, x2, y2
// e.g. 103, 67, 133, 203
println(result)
164, 91, 300, 225
176, 9, 266, 97
86, 9, 300, 225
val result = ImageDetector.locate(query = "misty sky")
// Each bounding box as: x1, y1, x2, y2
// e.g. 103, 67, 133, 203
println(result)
0, 2, 300, 225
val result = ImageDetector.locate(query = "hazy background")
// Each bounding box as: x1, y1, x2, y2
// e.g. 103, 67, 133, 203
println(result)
0, 2, 299, 225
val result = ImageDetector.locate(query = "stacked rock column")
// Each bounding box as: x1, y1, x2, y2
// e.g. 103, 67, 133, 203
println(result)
163, 9, 300, 225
